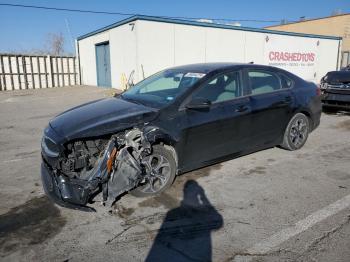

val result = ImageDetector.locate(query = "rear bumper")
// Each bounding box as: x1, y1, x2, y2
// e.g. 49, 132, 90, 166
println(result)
308, 95, 322, 132
41, 162, 95, 212
311, 111, 321, 131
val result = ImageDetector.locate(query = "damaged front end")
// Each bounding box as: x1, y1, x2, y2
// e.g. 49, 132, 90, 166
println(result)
321, 71, 350, 110
41, 128, 152, 211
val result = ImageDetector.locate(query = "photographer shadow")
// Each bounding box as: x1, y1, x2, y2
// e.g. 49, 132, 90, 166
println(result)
145, 180, 223, 262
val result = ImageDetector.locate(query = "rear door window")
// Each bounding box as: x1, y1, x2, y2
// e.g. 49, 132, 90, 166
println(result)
192, 71, 242, 103
248, 70, 282, 95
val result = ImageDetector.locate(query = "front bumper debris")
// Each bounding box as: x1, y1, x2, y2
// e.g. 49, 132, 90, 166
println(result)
321, 92, 350, 110
41, 162, 95, 211
321, 91, 350, 110
41, 128, 151, 211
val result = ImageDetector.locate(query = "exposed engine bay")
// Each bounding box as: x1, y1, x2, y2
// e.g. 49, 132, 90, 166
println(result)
42, 128, 155, 211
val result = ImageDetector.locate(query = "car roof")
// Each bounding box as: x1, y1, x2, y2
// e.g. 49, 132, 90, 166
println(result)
168, 62, 281, 74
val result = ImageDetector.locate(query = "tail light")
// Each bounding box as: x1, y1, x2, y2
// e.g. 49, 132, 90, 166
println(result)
316, 84, 321, 96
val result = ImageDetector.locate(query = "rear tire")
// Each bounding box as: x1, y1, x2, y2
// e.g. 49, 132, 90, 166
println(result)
130, 144, 176, 197
281, 113, 309, 151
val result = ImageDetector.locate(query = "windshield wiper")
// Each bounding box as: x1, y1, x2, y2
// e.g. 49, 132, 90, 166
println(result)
120, 95, 145, 106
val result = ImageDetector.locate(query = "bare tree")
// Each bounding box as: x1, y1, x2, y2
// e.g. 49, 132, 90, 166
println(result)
46, 32, 65, 55
331, 9, 343, 16
280, 19, 288, 25
4, 32, 69, 56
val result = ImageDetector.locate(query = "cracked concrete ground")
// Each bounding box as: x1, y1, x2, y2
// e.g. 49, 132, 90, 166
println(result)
0, 86, 349, 262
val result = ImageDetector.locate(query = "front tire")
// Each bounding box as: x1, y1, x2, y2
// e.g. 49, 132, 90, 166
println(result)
281, 113, 310, 151
130, 144, 176, 197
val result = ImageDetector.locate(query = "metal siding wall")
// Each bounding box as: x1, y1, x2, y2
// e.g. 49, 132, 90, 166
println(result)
77, 20, 341, 88
317, 39, 340, 80
109, 23, 137, 88
173, 24, 206, 65
136, 21, 340, 83
136, 21, 267, 81
205, 27, 245, 62
244, 32, 266, 64
136, 21, 175, 80
0, 54, 79, 91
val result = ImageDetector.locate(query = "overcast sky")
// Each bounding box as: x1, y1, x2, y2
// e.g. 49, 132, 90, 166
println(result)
1, 0, 349, 54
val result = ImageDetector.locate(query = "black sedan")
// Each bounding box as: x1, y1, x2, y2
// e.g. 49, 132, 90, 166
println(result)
41, 63, 321, 211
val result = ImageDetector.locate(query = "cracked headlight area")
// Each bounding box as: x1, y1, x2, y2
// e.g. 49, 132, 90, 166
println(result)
59, 138, 108, 179
41, 135, 59, 157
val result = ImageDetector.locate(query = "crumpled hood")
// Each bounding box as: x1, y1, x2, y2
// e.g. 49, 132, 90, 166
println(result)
49, 97, 158, 141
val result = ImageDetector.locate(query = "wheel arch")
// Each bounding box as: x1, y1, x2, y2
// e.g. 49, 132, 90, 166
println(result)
298, 109, 314, 130
143, 126, 179, 169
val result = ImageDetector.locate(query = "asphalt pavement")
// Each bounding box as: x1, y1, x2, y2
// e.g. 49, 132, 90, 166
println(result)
0, 86, 349, 262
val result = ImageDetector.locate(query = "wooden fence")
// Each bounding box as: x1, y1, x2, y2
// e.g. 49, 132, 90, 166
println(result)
0, 53, 80, 91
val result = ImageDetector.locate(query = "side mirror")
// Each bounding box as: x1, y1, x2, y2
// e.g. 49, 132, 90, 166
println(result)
186, 98, 211, 110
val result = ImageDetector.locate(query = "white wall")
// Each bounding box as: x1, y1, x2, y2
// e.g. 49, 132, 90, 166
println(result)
78, 19, 341, 88
244, 31, 266, 64
136, 20, 340, 83
262, 33, 340, 82
78, 23, 138, 88
174, 24, 206, 65
78, 31, 109, 86
109, 22, 137, 87
136, 21, 247, 80
135, 21, 175, 81
205, 27, 245, 62
316, 39, 340, 80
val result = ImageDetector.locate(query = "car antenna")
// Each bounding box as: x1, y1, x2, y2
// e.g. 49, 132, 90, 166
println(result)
249, 61, 254, 64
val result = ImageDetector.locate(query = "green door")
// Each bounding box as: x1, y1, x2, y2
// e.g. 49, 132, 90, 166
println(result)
95, 42, 111, 87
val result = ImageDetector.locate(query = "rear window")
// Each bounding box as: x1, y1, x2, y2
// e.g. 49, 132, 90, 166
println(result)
278, 73, 294, 89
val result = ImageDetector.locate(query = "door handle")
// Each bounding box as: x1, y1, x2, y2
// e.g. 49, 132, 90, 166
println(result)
235, 105, 249, 112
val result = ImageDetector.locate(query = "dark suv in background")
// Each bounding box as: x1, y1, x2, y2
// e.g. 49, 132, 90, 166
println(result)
320, 70, 350, 111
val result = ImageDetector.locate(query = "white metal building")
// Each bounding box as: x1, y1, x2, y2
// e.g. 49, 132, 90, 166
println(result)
76, 15, 342, 88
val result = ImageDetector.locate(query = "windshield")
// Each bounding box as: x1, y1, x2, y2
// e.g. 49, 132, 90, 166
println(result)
324, 71, 350, 84
120, 69, 205, 108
